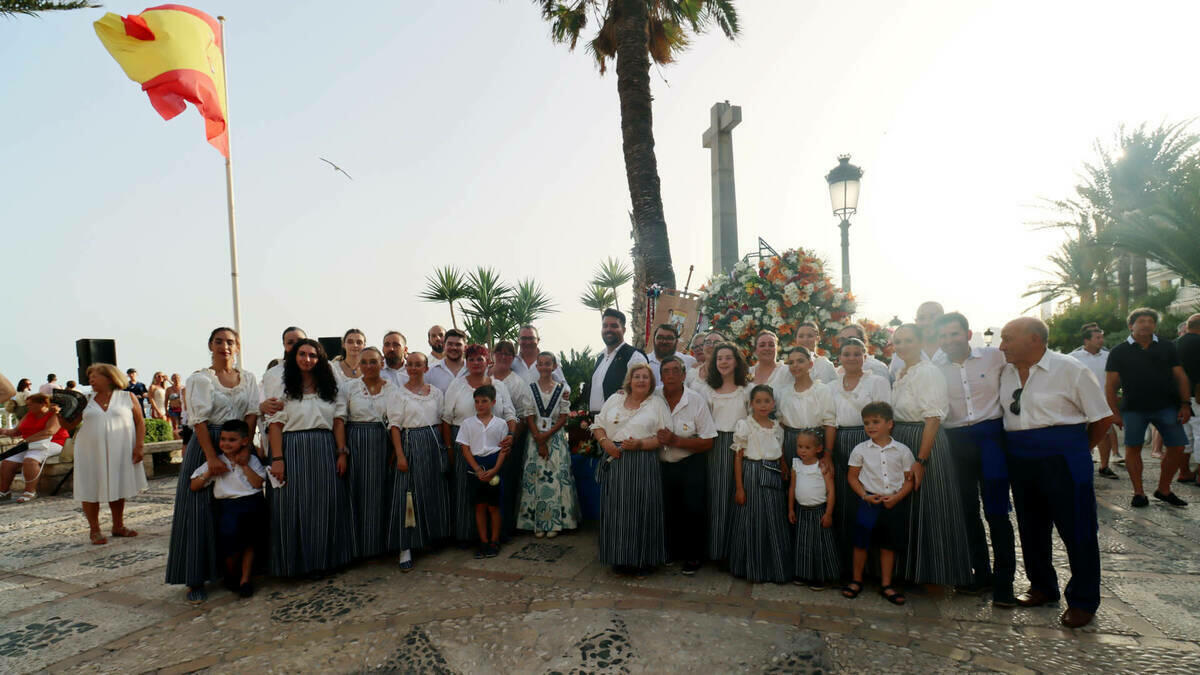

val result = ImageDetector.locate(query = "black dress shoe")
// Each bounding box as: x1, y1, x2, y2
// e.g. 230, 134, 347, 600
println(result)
1060, 607, 1095, 628
1131, 494, 1150, 508
1097, 466, 1119, 479
1016, 588, 1059, 607
1154, 490, 1188, 507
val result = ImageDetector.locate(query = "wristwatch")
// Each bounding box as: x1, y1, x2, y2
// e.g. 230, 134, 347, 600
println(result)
916, 457, 929, 466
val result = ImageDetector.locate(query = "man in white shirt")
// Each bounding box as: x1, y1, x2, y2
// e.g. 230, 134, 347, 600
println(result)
381, 331, 410, 388
427, 325, 446, 364
836, 324, 892, 382
427, 329, 468, 392
583, 309, 647, 413
646, 323, 697, 386
512, 325, 568, 388
38, 374, 61, 397
936, 312, 1016, 607
890, 301, 946, 378
1069, 324, 1119, 478
998, 317, 1113, 629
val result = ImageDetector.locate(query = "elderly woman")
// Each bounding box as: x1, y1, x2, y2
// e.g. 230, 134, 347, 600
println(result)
267, 339, 358, 577
165, 327, 260, 604
890, 324, 973, 586
591, 362, 671, 577
332, 328, 367, 382
334, 346, 395, 559
1, 393, 68, 502
73, 364, 147, 545
442, 344, 516, 544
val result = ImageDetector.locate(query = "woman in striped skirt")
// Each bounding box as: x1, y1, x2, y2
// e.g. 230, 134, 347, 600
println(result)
442, 344, 517, 544
166, 327, 260, 605
694, 344, 750, 562
831, 338, 892, 572
266, 339, 358, 577
334, 347, 394, 560
890, 324, 973, 586
590, 363, 670, 576
777, 346, 836, 467
386, 352, 449, 570
728, 385, 792, 583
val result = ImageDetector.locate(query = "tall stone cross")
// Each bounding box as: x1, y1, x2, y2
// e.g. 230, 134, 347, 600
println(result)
702, 101, 742, 274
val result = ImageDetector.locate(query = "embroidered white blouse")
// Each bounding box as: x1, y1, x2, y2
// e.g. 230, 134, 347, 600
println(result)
833, 372, 892, 427
776, 381, 837, 429
334, 378, 394, 423
591, 391, 671, 443
731, 417, 785, 460
442, 377, 517, 426
386, 384, 444, 429
694, 382, 751, 432
891, 360, 949, 423
268, 394, 336, 432
184, 368, 260, 426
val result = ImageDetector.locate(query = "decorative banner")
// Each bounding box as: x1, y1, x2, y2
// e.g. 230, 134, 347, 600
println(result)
94, 4, 228, 157
651, 289, 702, 348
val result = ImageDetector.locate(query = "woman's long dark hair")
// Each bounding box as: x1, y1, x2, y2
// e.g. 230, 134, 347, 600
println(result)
706, 343, 749, 389
283, 338, 338, 402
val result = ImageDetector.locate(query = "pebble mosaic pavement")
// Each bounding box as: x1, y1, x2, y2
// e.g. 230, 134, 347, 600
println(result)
2, 455, 1200, 674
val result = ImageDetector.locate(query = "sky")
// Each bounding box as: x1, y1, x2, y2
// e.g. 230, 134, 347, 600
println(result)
3, 0, 1199, 387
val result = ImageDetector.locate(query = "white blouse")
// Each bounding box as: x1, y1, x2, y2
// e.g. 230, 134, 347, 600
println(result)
791, 458, 827, 506
694, 382, 751, 432
498, 372, 535, 420
834, 372, 892, 427
386, 384, 444, 429
442, 377, 517, 426
776, 381, 837, 429
892, 360, 949, 423
591, 391, 671, 443
269, 393, 336, 432
335, 379, 394, 423
185, 368, 260, 426
331, 359, 362, 384
731, 417, 785, 460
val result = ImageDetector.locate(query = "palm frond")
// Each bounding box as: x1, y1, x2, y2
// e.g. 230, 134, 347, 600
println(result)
579, 284, 616, 312
417, 266, 469, 304
592, 256, 633, 289
1, 0, 97, 17
509, 278, 558, 327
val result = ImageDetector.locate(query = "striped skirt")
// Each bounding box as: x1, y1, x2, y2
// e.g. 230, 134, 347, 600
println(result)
597, 449, 667, 568
706, 431, 736, 560
728, 459, 792, 583
792, 503, 842, 583
165, 426, 220, 587
449, 424, 478, 543
892, 421, 974, 586
832, 426, 869, 573
388, 426, 448, 551
269, 429, 358, 577
346, 422, 392, 558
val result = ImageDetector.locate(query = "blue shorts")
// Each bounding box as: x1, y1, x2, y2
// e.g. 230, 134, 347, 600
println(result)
1124, 407, 1189, 448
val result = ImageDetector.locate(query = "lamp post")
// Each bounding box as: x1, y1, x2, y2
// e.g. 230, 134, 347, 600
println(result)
888, 315, 902, 328
825, 155, 864, 293
983, 328, 995, 347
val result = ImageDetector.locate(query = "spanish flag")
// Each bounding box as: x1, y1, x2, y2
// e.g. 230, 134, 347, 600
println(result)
95, 5, 228, 157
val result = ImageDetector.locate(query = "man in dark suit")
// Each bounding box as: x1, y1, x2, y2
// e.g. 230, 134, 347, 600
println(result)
583, 309, 648, 414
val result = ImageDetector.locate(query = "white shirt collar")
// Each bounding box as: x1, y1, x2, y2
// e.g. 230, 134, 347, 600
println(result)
1126, 334, 1159, 344
867, 437, 899, 451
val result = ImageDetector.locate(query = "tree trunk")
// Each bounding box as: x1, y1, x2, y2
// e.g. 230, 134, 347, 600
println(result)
614, 0, 676, 351
1131, 254, 1148, 298
1118, 252, 1131, 316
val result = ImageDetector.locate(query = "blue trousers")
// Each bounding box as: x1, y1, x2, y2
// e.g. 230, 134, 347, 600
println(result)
946, 420, 1016, 593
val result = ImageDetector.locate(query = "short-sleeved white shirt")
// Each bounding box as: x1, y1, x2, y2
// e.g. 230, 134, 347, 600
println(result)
591, 391, 671, 443
185, 368, 260, 426
190, 454, 265, 499
848, 438, 915, 495
776, 381, 837, 429
658, 387, 718, 463
386, 384, 444, 429
268, 393, 336, 432
833, 372, 892, 427
732, 417, 784, 461
497, 372, 534, 420
892, 360, 949, 423
335, 379, 393, 423
1000, 349, 1112, 431
442, 377, 517, 426
1069, 347, 1109, 395
694, 382, 750, 432
455, 415, 509, 458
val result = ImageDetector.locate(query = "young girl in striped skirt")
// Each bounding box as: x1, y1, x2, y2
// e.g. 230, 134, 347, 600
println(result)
695, 344, 750, 563
788, 430, 840, 589
386, 352, 449, 571
729, 385, 792, 584
334, 347, 395, 560
777, 346, 837, 467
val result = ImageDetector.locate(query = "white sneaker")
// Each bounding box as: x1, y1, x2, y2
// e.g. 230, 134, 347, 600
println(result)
546, 530, 559, 539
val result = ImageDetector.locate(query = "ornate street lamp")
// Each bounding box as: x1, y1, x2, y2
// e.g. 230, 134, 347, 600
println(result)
888, 315, 903, 328
983, 328, 995, 347
825, 155, 864, 293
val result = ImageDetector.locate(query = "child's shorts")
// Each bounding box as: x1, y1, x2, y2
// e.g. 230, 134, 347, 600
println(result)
214, 492, 266, 559
852, 496, 908, 552
470, 452, 502, 507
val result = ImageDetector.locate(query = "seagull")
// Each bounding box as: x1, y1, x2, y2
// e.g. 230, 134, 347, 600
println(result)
319, 157, 353, 181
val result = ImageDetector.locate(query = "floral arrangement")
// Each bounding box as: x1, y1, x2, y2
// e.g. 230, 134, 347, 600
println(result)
698, 248, 857, 358
565, 410, 599, 457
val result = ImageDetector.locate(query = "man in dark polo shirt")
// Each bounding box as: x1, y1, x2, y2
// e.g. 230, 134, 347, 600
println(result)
1105, 308, 1193, 507
1175, 313, 1200, 484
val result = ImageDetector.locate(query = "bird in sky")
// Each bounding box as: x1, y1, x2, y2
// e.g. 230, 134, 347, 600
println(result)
319, 157, 353, 181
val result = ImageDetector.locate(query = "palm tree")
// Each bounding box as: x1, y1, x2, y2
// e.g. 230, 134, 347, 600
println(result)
1023, 231, 1104, 310
591, 256, 633, 311
1101, 162, 1200, 286
1, 1, 97, 16
509, 278, 558, 327
580, 284, 617, 313
535, 0, 739, 344
461, 267, 513, 350
418, 266, 470, 330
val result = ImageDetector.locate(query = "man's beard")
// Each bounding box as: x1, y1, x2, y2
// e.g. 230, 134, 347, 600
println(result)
385, 353, 402, 369
602, 332, 621, 347
429, 342, 444, 353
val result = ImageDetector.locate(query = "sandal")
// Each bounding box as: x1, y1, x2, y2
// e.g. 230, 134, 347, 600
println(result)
15, 491, 36, 503
880, 585, 906, 606
841, 581, 863, 599
111, 526, 139, 538
90, 531, 108, 545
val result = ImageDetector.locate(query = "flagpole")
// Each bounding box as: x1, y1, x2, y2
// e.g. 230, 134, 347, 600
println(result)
217, 16, 244, 369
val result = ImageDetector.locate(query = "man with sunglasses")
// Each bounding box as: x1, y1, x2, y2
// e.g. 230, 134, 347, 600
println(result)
998, 317, 1113, 629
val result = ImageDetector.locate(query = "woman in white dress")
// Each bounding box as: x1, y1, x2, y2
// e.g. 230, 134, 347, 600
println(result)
74, 363, 147, 545
590, 363, 671, 576
334, 347, 395, 559
166, 327, 260, 603
890, 324, 973, 586
776, 346, 837, 467
332, 328, 367, 382
694, 343, 751, 561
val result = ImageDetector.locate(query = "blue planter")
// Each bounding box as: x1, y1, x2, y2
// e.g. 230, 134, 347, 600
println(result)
571, 454, 603, 521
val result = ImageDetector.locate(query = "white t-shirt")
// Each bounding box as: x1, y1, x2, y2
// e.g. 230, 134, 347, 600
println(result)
791, 458, 827, 506
455, 415, 509, 458
190, 454, 265, 499
848, 437, 915, 496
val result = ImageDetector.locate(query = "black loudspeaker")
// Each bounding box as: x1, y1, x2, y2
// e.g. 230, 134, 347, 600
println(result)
318, 337, 344, 360
76, 339, 117, 382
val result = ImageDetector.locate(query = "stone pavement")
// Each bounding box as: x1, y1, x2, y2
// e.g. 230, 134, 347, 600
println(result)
3, 457, 1200, 674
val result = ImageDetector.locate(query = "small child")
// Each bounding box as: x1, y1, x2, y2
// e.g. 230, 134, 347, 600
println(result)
729, 385, 793, 584
788, 429, 840, 589
456, 385, 511, 559
189, 419, 265, 598
843, 401, 914, 605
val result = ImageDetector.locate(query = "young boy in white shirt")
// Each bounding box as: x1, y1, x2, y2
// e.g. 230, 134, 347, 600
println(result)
456, 385, 511, 559
189, 420, 266, 598
844, 401, 915, 606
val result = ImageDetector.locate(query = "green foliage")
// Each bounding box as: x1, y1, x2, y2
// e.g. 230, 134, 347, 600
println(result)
557, 347, 596, 410
143, 418, 173, 444
0, 1, 98, 17
579, 284, 616, 313
1100, 161, 1200, 285
418, 266, 470, 330
590, 257, 633, 311
426, 267, 557, 348
1046, 286, 1194, 353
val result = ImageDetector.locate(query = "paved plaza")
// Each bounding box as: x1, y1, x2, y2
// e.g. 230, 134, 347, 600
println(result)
3, 458, 1200, 674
